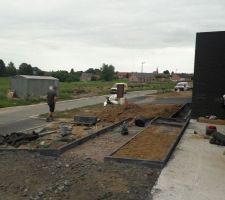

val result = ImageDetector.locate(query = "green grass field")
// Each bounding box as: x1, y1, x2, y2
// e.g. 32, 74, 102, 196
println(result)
58, 80, 124, 99
0, 77, 43, 108
0, 77, 175, 108
0, 77, 10, 94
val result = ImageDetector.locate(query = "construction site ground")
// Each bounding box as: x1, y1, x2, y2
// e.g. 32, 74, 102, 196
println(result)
0, 91, 193, 200
0, 103, 180, 150
0, 90, 156, 135
114, 125, 181, 161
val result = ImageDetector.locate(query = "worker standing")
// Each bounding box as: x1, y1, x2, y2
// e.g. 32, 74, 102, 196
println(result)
46, 86, 57, 122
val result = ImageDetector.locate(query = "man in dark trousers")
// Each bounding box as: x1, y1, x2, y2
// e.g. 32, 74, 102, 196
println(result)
46, 86, 57, 122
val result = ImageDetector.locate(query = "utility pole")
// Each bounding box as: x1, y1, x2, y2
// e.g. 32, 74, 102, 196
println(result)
141, 61, 145, 73
141, 61, 146, 83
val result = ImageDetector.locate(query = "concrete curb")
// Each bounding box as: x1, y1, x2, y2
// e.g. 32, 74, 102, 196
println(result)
104, 104, 191, 168
0, 118, 131, 157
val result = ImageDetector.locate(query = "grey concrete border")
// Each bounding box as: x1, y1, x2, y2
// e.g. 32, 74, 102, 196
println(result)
59, 118, 131, 154
151, 117, 185, 127
104, 119, 190, 168
0, 118, 131, 157
170, 103, 191, 119
104, 105, 191, 168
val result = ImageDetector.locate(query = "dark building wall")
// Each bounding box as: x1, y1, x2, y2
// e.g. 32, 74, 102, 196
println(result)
192, 31, 225, 119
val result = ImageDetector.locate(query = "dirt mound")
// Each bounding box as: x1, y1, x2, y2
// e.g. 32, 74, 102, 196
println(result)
198, 117, 225, 125
150, 91, 192, 99
77, 104, 180, 123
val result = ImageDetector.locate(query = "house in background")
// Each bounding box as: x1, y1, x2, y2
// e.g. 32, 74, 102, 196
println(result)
11, 75, 59, 98
80, 72, 100, 81
152, 67, 159, 75
171, 73, 193, 82
179, 73, 193, 81
129, 73, 155, 83
116, 72, 129, 79
170, 73, 181, 82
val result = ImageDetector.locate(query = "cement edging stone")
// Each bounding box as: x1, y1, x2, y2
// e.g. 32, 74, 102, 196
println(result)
104, 104, 191, 168
0, 118, 131, 157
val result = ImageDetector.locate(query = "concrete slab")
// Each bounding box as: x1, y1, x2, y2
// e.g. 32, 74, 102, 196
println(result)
149, 119, 225, 200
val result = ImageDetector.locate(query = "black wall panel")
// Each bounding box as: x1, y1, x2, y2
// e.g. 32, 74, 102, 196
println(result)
192, 31, 225, 119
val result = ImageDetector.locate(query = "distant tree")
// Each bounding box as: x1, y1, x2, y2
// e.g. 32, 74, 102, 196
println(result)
0, 59, 6, 76
50, 69, 82, 82
6, 62, 17, 76
19, 63, 33, 75
100, 64, 115, 81
163, 70, 170, 75
52, 70, 69, 82
85, 68, 95, 74
70, 68, 75, 74
66, 73, 80, 82
85, 68, 101, 75
32, 67, 44, 76
155, 74, 167, 78
94, 68, 101, 75
76, 71, 83, 77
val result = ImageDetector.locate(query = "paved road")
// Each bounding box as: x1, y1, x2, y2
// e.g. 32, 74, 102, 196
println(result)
0, 90, 156, 135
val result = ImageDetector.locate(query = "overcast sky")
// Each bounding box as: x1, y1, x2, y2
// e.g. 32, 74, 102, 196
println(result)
0, 0, 225, 73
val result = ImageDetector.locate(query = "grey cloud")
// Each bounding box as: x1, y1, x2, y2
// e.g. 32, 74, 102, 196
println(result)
1, 0, 225, 50
0, 0, 225, 72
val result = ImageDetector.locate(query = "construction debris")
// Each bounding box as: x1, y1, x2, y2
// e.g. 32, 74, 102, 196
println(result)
205, 115, 217, 120
0, 132, 39, 147
59, 125, 72, 137
135, 116, 147, 127
74, 115, 97, 126
205, 125, 217, 136
209, 131, 225, 146
103, 94, 119, 106
120, 122, 129, 135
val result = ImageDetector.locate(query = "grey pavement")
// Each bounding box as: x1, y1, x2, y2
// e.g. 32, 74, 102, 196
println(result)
149, 120, 225, 200
0, 90, 156, 135
0, 118, 47, 135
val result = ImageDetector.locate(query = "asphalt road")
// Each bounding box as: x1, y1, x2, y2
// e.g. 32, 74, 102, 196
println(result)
0, 90, 156, 135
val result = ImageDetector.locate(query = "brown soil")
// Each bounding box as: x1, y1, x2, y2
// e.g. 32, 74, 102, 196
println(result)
75, 104, 181, 123
1, 103, 181, 153
114, 125, 181, 160
197, 117, 225, 125
149, 91, 192, 99
1, 103, 179, 150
